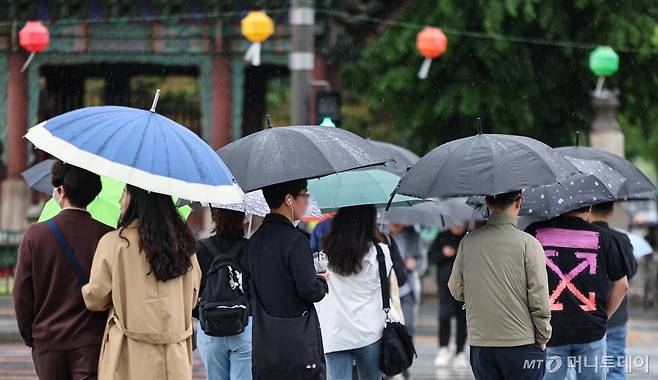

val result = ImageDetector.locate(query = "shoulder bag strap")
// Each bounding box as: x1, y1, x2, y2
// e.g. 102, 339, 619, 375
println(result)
47, 219, 88, 285
374, 242, 391, 319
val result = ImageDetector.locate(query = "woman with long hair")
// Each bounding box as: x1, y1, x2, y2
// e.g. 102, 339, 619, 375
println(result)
316, 205, 398, 380
195, 208, 252, 380
82, 185, 201, 380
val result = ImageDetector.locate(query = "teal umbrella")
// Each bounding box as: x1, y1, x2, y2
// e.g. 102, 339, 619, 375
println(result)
308, 169, 422, 212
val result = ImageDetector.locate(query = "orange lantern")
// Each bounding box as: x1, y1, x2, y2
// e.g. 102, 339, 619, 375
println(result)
416, 27, 447, 79
19, 21, 50, 72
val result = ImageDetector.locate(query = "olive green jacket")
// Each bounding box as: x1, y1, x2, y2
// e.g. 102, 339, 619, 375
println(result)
448, 212, 552, 347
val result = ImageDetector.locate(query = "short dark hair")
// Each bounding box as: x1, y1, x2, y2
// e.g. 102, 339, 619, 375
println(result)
262, 179, 308, 209
485, 190, 522, 211
569, 205, 593, 214
51, 160, 102, 208
591, 201, 614, 216
211, 208, 245, 239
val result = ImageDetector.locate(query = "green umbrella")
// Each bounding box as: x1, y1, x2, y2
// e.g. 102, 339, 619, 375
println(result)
39, 177, 192, 228
308, 169, 422, 212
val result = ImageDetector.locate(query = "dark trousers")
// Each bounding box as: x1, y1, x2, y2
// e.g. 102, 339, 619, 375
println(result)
470, 344, 546, 380
438, 282, 467, 353
32, 345, 101, 380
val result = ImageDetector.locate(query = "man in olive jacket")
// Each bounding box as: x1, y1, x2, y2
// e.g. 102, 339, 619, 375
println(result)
449, 190, 551, 380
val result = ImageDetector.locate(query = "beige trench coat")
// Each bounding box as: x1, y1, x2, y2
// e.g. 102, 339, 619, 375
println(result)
82, 223, 201, 380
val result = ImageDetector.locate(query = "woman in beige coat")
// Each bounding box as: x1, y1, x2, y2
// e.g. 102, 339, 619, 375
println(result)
82, 185, 201, 380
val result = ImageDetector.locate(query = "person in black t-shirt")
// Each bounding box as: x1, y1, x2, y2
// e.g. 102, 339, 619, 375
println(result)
525, 205, 628, 380
428, 224, 468, 368
587, 201, 637, 380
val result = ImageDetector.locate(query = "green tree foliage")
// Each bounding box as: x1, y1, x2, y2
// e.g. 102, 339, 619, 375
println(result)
341, 0, 658, 168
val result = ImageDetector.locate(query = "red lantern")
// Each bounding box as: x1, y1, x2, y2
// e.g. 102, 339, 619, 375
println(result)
18, 21, 50, 71
416, 27, 447, 79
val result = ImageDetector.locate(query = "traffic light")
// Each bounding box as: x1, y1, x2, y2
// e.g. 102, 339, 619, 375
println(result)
316, 91, 341, 127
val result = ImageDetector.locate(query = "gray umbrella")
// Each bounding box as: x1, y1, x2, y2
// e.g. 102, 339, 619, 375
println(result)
21, 159, 56, 195
217, 126, 390, 192
369, 140, 420, 176
556, 146, 656, 200
381, 197, 484, 227
395, 134, 579, 198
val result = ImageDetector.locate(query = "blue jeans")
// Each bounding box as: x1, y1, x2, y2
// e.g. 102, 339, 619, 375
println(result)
326, 339, 381, 380
605, 324, 628, 380
544, 338, 605, 380
197, 318, 253, 380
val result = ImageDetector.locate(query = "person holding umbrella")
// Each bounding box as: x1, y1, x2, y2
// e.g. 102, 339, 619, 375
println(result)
13, 161, 112, 379
82, 185, 201, 379
587, 202, 637, 380
525, 205, 629, 380
24, 98, 241, 380
428, 222, 468, 368
449, 191, 552, 380
316, 205, 399, 380
247, 179, 329, 379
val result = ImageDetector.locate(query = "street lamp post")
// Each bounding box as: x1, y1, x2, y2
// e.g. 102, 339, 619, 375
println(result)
289, 0, 314, 125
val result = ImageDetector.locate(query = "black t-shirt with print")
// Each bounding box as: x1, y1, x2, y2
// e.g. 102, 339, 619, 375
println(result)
525, 215, 626, 346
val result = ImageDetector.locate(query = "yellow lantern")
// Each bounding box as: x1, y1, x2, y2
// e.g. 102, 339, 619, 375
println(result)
241, 11, 275, 66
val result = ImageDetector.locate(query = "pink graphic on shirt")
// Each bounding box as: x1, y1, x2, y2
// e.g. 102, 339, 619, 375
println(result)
535, 228, 599, 250
537, 228, 600, 312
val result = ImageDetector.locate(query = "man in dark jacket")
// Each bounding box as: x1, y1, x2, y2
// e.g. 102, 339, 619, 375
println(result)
588, 201, 637, 380
247, 179, 329, 379
13, 161, 112, 379
428, 223, 468, 368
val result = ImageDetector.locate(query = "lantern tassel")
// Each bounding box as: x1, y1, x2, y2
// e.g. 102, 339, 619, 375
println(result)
21, 52, 36, 72
418, 57, 433, 79
244, 42, 262, 66
594, 76, 605, 97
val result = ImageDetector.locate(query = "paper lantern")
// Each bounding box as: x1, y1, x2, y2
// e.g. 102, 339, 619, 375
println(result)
589, 46, 619, 96
416, 27, 447, 79
241, 11, 275, 66
19, 21, 50, 72
589, 47, 619, 77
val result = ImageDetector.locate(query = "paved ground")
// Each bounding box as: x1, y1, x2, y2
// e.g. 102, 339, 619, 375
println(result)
0, 300, 655, 379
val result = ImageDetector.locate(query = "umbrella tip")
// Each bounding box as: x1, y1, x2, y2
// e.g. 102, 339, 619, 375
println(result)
266, 114, 273, 129
150, 89, 161, 112
476, 117, 483, 135
576, 130, 580, 147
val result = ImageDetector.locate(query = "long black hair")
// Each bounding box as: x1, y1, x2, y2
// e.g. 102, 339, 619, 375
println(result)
323, 205, 379, 276
119, 185, 196, 282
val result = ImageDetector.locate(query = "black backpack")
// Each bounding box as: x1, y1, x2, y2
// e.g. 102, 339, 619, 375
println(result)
198, 238, 249, 337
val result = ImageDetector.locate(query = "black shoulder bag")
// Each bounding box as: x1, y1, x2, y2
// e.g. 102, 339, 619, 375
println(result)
374, 242, 417, 376
248, 243, 326, 379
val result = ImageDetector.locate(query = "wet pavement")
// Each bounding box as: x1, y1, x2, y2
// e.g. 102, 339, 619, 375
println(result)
0, 300, 655, 379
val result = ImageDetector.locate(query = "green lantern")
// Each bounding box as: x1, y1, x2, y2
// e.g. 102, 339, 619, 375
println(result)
589, 46, 619, 76
589, 46, 619, 96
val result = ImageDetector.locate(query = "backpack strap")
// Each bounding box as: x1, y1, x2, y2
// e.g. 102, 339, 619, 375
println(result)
47, 219, 88, 285
199, 238, 245, 261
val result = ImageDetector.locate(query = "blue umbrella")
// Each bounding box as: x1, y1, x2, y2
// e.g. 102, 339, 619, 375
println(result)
25, 102, 243, 205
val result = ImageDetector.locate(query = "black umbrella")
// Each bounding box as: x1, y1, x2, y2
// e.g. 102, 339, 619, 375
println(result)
20, 159, 56, 195
556, 146, 656, 200
369, 140, 420, 176
467, 160, 625, 218
217, 125, 390, 192
395, 134, 579, 198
